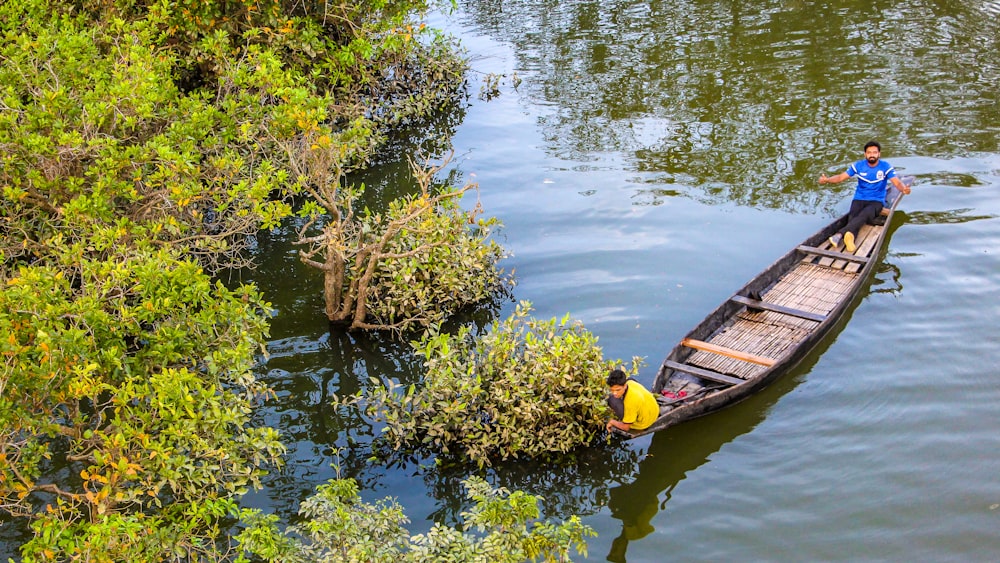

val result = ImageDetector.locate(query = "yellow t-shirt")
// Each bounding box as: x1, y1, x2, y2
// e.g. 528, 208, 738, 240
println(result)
622, 380, 660, 430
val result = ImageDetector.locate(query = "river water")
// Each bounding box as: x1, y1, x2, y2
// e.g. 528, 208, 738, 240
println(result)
238, 1, 1000, 561
6, 0, 1000, 560
247, 1, 1000, 562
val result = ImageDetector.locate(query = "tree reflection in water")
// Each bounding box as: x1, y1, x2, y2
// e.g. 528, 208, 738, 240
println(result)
456, 0, 1000, 214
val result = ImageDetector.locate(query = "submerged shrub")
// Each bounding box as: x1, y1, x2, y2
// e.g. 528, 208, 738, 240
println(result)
356, 302, 642, 466
237, 476, 595, 563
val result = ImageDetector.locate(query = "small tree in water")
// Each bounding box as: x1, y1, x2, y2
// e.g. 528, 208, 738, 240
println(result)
290, 151, 509, 331
353, 302, 643, 466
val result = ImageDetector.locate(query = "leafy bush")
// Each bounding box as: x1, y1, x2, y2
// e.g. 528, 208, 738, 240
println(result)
356, 302, 643, 466
237, 476, 594, 563
1, 250, 285, 561
295, 154, 508, 331
369, 188, 505, 326
0, 5, 297, 275
0, 0, 506, 557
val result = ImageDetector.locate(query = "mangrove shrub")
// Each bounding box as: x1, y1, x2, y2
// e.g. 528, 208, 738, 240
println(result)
0, 0, 487, 558
358, 302, 643, 466
237, 476, 594, 563
294, 154, 508, 330
0, 249, 285, 561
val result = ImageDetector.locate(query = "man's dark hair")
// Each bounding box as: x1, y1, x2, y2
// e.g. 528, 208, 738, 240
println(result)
606, 368, 628, 386
864, 140, 881, 151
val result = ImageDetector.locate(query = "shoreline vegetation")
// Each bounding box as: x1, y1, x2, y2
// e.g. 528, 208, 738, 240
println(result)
1, 1, 620, 560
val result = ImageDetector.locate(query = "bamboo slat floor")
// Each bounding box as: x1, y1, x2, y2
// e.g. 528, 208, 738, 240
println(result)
682, 221, 886, 381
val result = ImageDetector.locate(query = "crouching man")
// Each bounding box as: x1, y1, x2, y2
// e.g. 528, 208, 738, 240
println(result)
605, 368, 660, 433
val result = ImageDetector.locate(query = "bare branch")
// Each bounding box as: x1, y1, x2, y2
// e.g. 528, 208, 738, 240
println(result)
32, 483, 84, 502
298, 253, 330, 271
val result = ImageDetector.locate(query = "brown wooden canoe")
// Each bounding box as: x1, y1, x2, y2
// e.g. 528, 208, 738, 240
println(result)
628, 176, 913, 437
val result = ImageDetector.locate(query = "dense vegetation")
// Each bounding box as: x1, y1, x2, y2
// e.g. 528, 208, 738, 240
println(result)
238, 475, 593, 562
0, 0, 511, 559
296, 152, 508, 331
1, 0, 614, 560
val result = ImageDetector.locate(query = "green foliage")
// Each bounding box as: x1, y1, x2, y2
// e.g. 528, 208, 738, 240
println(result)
21, 497, 243, 562
237, 476, 594, 563
0, 0, 494, 557
1, 249, 285, 561
1, 0, 469, 279
0, 4, 294, 274
357, 302, 643, 466
239, 478, 410, 563
366, 170, 505, 329
294, 154, 508, 331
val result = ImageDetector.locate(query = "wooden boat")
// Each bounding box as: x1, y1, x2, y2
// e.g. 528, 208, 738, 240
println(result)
629, 176, 914, 437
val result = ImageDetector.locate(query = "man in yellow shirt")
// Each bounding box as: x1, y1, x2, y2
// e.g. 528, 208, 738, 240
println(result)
605, 369, 660, 433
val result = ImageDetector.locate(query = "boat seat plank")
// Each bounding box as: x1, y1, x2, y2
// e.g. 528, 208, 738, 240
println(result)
844, 225, 882, 274
681, 338, 777, 367
731, 295, 827, 323
830, 224, 879, 270
662, 360, 745, 386
797, 245, 869, 264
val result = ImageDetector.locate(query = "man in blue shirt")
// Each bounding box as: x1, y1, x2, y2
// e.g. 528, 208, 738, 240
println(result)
818, 141, 911, 252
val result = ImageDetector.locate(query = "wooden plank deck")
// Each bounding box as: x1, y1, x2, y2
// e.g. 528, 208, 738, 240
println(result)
809, 223, 878, 269
679, 220, 886, 381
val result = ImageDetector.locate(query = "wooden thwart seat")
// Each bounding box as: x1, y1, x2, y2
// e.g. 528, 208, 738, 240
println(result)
730, 295, 827, 323
844, 224, 883, 274
681, 338, 777, 367
662, 360, 745, 386
797, 245, 869, 264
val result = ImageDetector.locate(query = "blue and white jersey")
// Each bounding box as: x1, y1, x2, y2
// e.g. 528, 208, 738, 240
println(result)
846, 159, 897, 202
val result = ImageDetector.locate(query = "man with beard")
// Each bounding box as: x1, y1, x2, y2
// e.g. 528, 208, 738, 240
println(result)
818, 140, 912, 252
